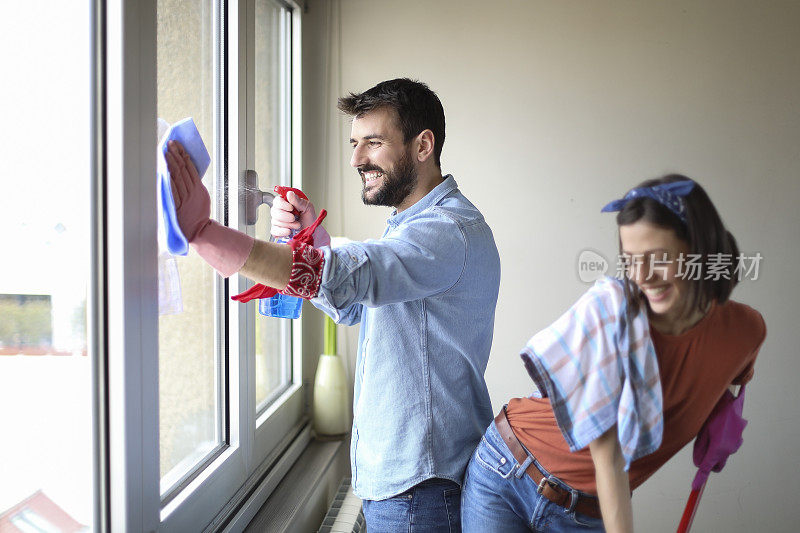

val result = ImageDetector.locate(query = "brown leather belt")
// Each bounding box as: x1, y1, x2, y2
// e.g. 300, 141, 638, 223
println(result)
494, 407, 602, 520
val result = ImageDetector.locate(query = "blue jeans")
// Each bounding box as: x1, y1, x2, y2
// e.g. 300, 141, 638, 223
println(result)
461, 422, 605, 532
362, 478, 461, 532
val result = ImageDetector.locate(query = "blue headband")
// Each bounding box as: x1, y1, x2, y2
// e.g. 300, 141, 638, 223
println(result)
601, 180, 696, 223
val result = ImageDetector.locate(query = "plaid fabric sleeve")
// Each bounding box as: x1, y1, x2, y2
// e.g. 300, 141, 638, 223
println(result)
520, 277, 663, 468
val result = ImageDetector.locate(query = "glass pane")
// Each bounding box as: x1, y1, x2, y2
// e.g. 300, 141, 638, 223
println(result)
156, 0, 222, 494
254, 0, 292, 411
0, 2, 93, 530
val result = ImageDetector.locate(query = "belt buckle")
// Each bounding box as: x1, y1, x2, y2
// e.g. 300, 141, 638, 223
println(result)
536, 476, 554, 495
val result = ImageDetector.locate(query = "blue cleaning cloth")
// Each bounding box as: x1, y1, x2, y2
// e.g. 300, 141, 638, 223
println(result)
157, 117, 211, 255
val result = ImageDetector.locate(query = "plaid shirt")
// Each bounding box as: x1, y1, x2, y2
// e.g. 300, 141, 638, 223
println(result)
520, 277, 663, 468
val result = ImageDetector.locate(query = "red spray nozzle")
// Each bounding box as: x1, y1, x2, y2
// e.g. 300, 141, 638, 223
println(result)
274, 186, 308, 215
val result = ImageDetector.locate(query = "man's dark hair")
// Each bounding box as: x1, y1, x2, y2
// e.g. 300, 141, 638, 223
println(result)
338, 78, 446, 167
615, 174, 740, 318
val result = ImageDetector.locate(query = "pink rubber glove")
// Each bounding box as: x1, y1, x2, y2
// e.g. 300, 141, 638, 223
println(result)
165, 140, 254, 277
691, 386, 747, 490
271, 190, 331, 247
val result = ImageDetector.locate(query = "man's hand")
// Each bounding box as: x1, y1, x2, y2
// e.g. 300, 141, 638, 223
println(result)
271, 191, 331, 247
165, 139, 211, 242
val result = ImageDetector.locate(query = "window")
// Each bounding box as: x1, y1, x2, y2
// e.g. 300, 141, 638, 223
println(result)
2, 1, 306, 530
10, 510, 61, 533
0, 3, 94, 531
104, 0, 306, 530
156, 0, 225, 500
253, 0, 294, 413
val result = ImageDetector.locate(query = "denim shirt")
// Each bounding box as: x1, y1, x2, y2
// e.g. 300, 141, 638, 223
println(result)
311, 176, 501, 500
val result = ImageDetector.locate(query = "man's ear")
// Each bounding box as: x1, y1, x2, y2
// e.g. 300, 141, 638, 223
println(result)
414, 129, 435, 163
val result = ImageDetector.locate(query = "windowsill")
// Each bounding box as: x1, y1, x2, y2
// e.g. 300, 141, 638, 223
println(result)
204, 419, 349, 532
243, 436, 348, 532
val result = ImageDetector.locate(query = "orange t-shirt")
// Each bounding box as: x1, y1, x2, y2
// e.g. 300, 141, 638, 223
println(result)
506, 299, 766, 494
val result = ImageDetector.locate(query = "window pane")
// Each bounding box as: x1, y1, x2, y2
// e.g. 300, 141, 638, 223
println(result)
156, 0, 222, 495
254, 0, 293, 411
0, 2, 93, 530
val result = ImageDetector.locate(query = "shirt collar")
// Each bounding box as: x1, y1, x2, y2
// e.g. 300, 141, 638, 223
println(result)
387, 175, 458, 227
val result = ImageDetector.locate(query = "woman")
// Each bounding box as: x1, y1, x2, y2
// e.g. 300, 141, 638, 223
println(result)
461, 175, 766, 532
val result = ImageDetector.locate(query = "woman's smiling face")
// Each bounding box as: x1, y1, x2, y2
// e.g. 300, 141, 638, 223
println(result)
619, 220, 692, 327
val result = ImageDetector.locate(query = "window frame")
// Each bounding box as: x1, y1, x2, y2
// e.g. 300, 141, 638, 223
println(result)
104, 0, 306, 530
245, 0, 306, 457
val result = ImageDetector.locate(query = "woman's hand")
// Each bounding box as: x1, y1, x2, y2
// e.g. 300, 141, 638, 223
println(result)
590, 426, 633, 533
165, 139, 211, 242
164, 139, 256, 278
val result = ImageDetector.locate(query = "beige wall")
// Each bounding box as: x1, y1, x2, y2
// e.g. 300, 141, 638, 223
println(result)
302, 1, 800, 530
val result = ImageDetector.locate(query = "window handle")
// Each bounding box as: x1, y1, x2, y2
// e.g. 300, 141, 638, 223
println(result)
244, 169, 276, 225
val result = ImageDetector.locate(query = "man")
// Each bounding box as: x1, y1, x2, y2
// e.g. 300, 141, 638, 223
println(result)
166, 78, 500, 531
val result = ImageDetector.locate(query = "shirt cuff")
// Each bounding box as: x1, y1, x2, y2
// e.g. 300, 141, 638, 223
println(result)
281, 241, 325, 299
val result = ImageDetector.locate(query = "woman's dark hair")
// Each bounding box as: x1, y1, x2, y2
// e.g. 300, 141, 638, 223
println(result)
338, 78, 446, 167
616, 174, 740, 317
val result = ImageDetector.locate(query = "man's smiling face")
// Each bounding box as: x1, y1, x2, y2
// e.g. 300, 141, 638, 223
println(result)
349, 106, 418, 208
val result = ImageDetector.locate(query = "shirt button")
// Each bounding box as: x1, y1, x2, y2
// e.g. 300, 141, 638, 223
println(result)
500, 458, 506, 464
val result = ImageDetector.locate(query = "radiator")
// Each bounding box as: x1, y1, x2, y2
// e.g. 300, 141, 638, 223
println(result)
318, 477, 365, 533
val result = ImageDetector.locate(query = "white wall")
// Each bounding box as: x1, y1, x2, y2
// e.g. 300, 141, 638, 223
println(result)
303, 1, 800, 531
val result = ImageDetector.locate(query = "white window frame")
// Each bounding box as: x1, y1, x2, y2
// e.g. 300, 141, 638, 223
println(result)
104, 0, 306, 530
243, 0, 306, 457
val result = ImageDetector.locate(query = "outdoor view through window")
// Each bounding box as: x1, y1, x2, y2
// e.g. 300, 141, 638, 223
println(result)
0, 2, 94, 531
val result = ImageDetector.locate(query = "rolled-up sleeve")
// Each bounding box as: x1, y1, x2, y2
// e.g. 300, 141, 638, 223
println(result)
311, 210, 467, 323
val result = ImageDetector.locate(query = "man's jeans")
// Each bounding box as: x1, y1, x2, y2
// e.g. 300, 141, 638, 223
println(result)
362, 478, 461, 532
461, 422, 605, 532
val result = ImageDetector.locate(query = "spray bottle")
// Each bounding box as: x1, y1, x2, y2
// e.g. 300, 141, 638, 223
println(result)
251, 185, 310, 319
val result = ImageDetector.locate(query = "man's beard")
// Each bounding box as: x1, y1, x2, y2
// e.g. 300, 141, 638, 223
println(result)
360, 148, 418, 208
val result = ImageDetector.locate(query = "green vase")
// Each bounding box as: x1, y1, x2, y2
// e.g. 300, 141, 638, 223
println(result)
313, 316, 350, 439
